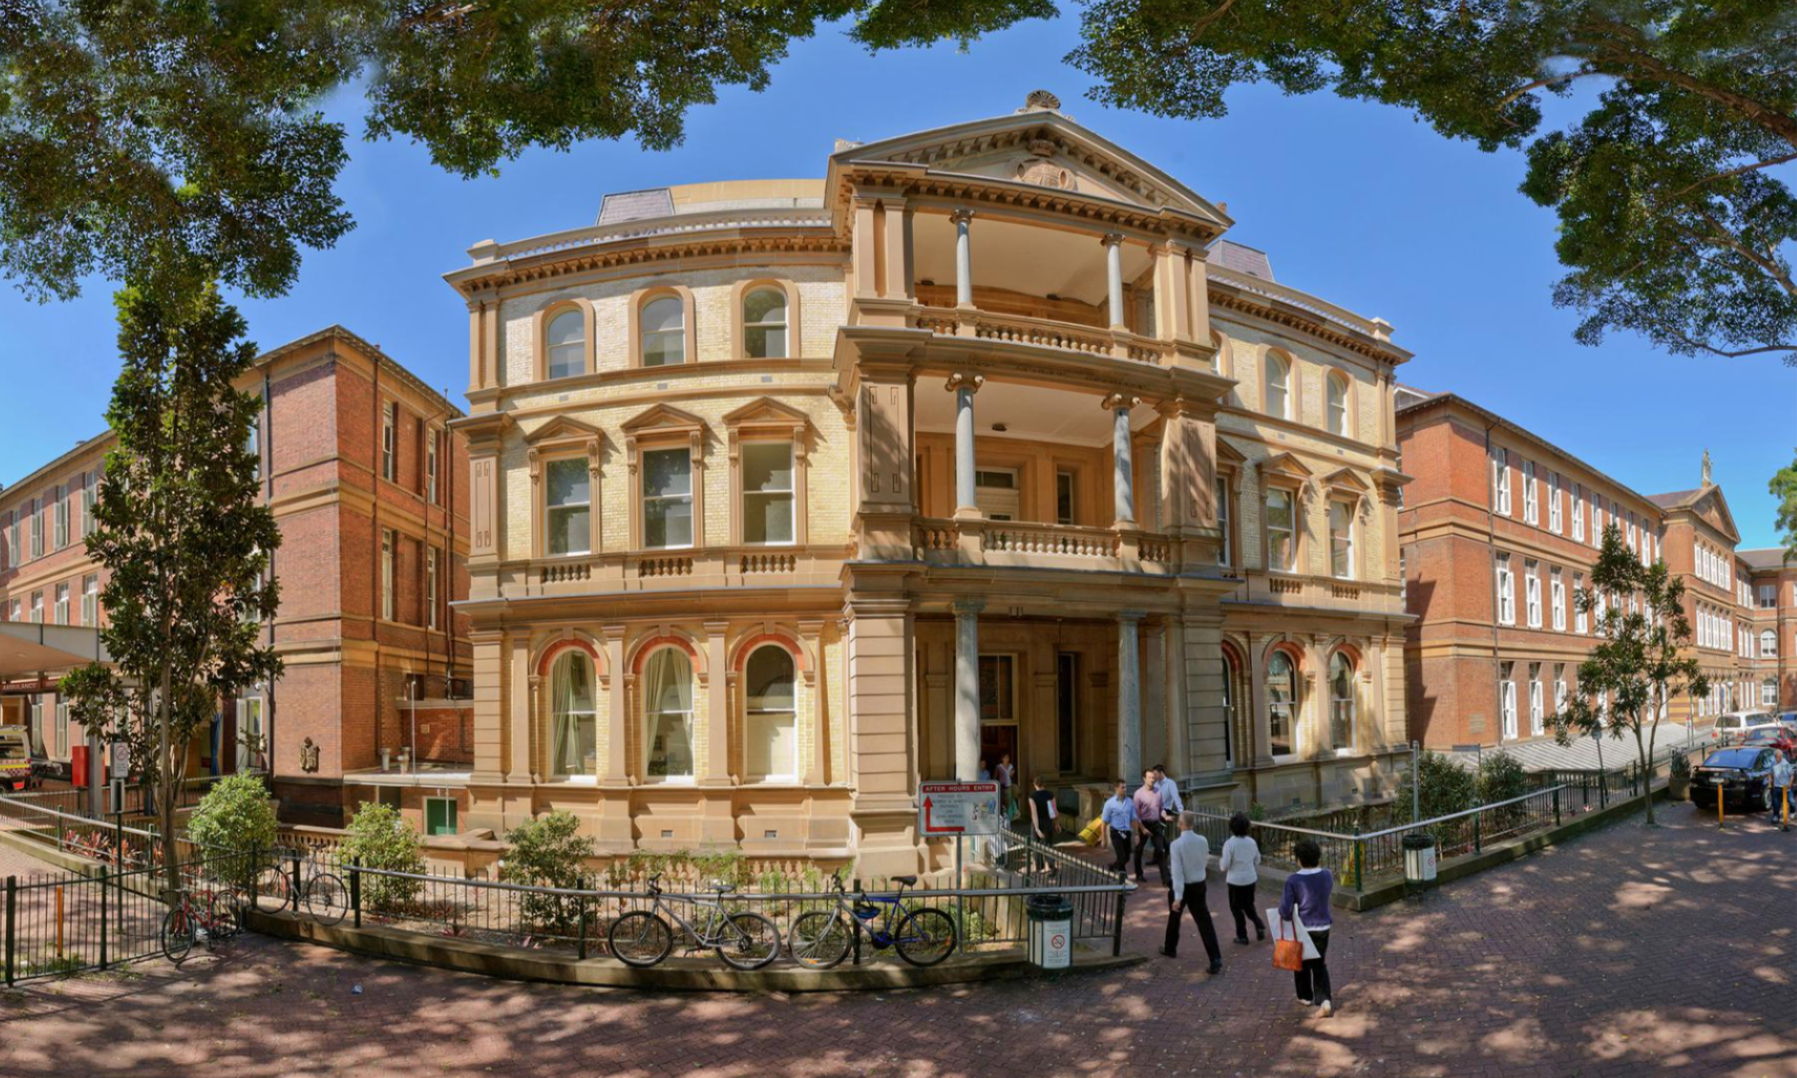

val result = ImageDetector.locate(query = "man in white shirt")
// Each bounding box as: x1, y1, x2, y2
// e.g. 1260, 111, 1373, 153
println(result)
1160, 811, 1222, 973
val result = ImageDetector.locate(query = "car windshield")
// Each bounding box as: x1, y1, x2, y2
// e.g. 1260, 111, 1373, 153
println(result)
1705, 748, 1765, 769
1715, 716, 1743, 729
0, 742, 25, 762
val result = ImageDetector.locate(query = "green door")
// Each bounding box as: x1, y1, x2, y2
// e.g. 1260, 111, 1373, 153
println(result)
426, 797, 457, 836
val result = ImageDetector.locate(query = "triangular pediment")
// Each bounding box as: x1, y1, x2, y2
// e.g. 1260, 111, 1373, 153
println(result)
1692, 484, 1741, 544
621, 403, 708, 435
722, 397, 812, 431
831, 107, 1230, 226
523, 415, 605, 446
1322, 467, 1372, 494
1215, 437, 1248, 466
1261, 451, 1315, 482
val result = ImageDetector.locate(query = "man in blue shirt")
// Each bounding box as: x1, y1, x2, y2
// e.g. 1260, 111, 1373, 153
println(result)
1099, 780, 1135, 874
1154, 764, 1184, 822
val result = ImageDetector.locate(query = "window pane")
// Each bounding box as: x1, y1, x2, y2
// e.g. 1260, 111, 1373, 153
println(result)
1057, 472, 1074, 525
644, 496, 692, 549
643, 296, 683, 334
743, 443, 793, 493
643, 449, 690, 498
643, 332, 685, 367
550, 653, 596, 776
642, 297, 685, 365
747, 711, 797, 780
547, 506, 590, 556
746, 647, 795, 711
1268, 653, 1294, 755
547, 311, 584, 379
744, 288, 786, 325
744, 493, 794, 544
546, 458, 589, 508
645, 649, 694, 778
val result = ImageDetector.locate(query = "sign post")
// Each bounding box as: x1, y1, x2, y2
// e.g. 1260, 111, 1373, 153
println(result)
918, 781, 1000, 938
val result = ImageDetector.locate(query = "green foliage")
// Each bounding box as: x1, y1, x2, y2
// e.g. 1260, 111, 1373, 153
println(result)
1055, 0, 1797, 364
1396, 750, 1478, 826
1246, 801, 1268, 822
499, 811, 596, 935
1550, 525, 1708, 826
57, 283, 282, 896
1668, 751, 1692, 779
186, 774, 278, 889
1475, 751, 1529, 807
340, 802, 425, 912
1773, 451, 1797, 564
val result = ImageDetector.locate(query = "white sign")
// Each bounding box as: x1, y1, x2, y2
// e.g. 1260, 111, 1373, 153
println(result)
917, 781, 1002, 837
1042, 922, 1071, 969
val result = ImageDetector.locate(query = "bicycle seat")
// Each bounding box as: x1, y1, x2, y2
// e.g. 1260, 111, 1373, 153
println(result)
711, 880, 736, 893
891, 874, 918, 886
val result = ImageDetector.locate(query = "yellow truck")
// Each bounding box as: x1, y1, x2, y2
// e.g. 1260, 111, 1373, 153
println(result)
0, 726, 31, 792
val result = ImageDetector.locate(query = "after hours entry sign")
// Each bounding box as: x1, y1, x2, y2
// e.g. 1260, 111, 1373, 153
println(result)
917, 781, 1002, 837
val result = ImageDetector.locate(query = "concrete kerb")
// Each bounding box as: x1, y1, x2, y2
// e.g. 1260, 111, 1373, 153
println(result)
246, 907, 1145, 992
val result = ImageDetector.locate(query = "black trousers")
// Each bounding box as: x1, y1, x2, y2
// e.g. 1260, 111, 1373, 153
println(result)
1294, 928, 1333, 1004
1031, 827, 1059, 874
1164, 883, 1222, 963
1108, 828, 1133, 872
1227, 882, 1266, 940
1134, 821, 1170, 884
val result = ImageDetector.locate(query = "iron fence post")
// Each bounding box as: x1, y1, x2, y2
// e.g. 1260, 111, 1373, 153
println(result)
4, 876, 14, 985
99, 866, 109, 968
1473, 803, 1483, 854
1351, 826, 1363, 892
291, 851, 302, 913
350, 859, 362, 929
1111, 874, 1126, 958
851, 877, 861, 966
577, 900, 588, 961
1599, 772, 1608, 809
1553, 786, 1562, 828
250, 846, 260, 917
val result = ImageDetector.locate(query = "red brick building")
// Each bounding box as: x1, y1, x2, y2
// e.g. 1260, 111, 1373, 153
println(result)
0, 327, 472, 826
1742, 548, 1797, 713
1396, 389, 1766, 750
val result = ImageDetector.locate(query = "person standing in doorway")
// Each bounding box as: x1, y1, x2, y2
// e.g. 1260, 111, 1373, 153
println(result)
996, 753, 1017, 819
1219, 812, 1266, 945
1161, 811, 1223, 974
1027, 774, 1059, 877
1133, 769, 1170, 885
1280, 838, 1336, 1016
1100, 780, 1135, 874
977, 758, 991, 783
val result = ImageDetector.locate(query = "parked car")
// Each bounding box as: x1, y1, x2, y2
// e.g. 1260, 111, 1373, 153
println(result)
1713, 711, 1781, 742
1690, 746, 1779, 812
0, 726, 29, 792
1739, 726, 1797, 757
1776, 711, 1797, 728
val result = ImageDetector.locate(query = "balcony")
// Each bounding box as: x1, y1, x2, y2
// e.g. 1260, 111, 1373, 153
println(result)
913, 516, 1175, 573
915, 305, 1172, 364
504, 544, 849, 599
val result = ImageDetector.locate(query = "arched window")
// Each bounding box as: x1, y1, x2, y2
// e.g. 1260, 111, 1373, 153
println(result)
643, 648, 694, 780
743, 288, 788, 358
1329, 653, 1355, 752
549, 651, 596, 776
641, 296, 686, 366
1267, 651, 1296, 757
1326, 372, 1349, 436
1762, 629, 1778, 658
1764, 677, 1779, 708
745, 646, 798, 782
1264, 352, 1291, 420
1220, 653, 1238, 766
546, 309, 585, 380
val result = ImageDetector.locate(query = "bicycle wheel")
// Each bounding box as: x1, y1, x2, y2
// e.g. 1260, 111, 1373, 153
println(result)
161, 906, 195, 963
608, 911, 674, 967
305, 873, 348, 926
893, 907, 957, 967
788, 911, 852, 970
715, 912, 780, 971
208, 889, 248, 938
256, 866, 292, 908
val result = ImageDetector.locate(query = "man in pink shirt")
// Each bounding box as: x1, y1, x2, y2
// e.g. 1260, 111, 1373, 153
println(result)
1132, 768, 1169, 885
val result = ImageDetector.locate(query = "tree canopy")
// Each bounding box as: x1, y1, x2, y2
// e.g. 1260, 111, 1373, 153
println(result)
1772, 450, 1797, 563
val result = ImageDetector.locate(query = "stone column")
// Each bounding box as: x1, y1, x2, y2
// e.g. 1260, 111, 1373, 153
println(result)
602, 626, 627, 781
1144, 620, 1168, 773
1248, 633, 1272, 765
1106, 394, 1139, 527
1102, 233, 1126, 330
703, 621, 731, 785
1117, 611, 1144, 781
507, 633, 533, 783
800, 619, 828, 786
951, 208, 976, 308
949, 373, 984, 519
846, 601, 921, 876
953, 599, 984, 781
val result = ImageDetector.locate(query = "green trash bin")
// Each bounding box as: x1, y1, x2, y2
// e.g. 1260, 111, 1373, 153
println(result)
1026, 893, 1074, 970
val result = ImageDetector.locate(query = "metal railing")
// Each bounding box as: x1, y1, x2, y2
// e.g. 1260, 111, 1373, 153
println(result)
1189, 785, 1571, 891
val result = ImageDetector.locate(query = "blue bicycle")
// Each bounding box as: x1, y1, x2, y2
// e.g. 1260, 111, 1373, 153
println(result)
787, 874, 957, 969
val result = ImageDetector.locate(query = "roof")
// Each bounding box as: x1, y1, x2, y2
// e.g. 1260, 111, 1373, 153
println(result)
1646, 489, 1701, 509
1206, 240, 1274, 282
1395, 391, 1664, 513
1644, 481, 1740, 543
1444, 723, 1714, 772
1740, 548, 1794, 571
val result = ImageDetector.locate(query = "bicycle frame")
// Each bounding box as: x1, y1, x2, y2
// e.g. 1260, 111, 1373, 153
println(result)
644, 891, 742, 951
835, 881, 917, 949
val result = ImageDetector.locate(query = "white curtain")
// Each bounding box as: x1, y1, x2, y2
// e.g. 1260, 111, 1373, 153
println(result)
551, 653, 595, 776
644, 649, 693, 778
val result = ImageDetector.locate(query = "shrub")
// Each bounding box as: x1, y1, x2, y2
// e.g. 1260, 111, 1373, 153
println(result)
1475, 751, 1529, 806
499, 811, 595, 934
339, 802, 424, 912
185, 773, 277, 889
1668, 752, 1692, 779
1395, 749, 1477, 826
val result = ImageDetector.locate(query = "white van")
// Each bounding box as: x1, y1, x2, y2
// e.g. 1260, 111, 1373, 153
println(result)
0, 726, 30, 792
1714, 711, 1780, 740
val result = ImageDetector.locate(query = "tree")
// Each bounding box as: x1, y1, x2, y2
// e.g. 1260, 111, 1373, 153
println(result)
58, 283, 282, 899
499, 810, 597, 934
339, 802, 425, 913
1043, 0, 1797, 366
1772, 450, 1797, 563
186, 772, 280, 890
1549, 524, 1707, 826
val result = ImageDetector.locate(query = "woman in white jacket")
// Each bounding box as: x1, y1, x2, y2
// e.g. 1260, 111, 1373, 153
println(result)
1218, 812, 1267, 945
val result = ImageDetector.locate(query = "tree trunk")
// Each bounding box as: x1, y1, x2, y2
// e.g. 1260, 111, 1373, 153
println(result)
1634, 721, 1655, 827
159, 667, 179, 901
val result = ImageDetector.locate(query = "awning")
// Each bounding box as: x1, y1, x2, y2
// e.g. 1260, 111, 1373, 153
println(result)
0, 623, 111, 681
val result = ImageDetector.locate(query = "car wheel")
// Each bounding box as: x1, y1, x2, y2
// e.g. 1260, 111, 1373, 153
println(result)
1763, 786, 1775, 813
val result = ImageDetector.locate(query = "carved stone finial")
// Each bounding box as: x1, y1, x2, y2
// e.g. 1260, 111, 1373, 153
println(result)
1021, 90, 1062, 113
1702, 448, 1713, 485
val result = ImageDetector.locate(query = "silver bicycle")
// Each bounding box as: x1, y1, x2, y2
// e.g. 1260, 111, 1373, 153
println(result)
607, 874, 781, 970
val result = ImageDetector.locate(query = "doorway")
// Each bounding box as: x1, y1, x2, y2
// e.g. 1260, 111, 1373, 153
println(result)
978, 653, 1018, 779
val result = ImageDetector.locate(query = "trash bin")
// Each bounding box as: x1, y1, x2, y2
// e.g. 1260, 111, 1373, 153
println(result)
1026, 893, 1074, 970
1402, 832, 1438, 890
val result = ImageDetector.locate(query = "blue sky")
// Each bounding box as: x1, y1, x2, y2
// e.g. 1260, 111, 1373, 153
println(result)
1, 14, 1790, 546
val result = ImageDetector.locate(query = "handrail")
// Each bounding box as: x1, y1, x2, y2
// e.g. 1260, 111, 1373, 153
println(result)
490, 208, 832, 262
1354, 786, 1564, 841
0, 793, 161, 841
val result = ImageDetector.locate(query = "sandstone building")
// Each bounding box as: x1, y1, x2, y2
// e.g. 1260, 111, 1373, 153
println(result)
450, 96, 1414, 873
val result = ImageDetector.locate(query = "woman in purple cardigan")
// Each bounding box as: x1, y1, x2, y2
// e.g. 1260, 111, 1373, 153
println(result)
1279, 838, 1335, 1016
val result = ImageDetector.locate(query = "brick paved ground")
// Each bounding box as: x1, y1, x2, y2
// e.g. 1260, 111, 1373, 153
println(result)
1, 803, 1794, 1078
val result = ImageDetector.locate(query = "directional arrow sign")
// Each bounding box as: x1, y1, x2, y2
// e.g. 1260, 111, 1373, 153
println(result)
917, 781, 1001, 837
